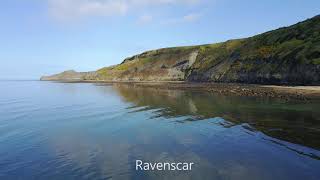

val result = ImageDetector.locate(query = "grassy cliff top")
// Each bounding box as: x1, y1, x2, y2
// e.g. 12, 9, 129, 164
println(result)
42, 15, 320, 85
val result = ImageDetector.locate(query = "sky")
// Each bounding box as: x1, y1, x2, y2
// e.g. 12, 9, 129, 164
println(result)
0, 0, 319, 79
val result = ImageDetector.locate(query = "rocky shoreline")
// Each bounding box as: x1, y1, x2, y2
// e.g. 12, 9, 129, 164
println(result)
86, 81, 320, 101
41, 16, 320, 86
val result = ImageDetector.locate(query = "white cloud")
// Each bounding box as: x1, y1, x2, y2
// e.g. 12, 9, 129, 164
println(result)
162, 12, 202, 25
183, 13, 201, 22
129, 0, 200, 6
137, 14, 153, 24
48, 0, 128, 21
48, 0, 202, 22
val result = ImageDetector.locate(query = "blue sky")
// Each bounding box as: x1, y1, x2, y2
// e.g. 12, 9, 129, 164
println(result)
0, 0, 319, 79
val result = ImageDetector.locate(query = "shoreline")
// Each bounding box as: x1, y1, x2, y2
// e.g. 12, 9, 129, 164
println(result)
44, 80, 320, 101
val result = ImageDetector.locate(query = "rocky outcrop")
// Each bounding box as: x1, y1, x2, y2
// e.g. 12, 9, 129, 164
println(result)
96, 48, 199, 81
41, 15, 320, 85
186, 15, 320, 85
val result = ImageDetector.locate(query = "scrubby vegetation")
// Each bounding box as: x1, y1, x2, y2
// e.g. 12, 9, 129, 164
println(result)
187, 15, 320, 84
42, 15, 320, 85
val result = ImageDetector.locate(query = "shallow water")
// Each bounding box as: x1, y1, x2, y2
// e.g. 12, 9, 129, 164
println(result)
0, 81, 319, 180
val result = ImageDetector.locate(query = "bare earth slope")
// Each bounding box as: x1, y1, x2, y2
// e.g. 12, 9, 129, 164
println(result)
41, 15, 320, 85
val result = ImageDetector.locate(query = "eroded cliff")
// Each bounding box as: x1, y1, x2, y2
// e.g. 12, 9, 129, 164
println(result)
41, 15, 320, 85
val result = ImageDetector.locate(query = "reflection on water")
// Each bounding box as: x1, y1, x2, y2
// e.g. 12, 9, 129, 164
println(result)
0, 81, 319, 180
112, 83, 320, 150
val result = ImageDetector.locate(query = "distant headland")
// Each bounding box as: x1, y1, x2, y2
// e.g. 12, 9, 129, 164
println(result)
41, 15, 320, 86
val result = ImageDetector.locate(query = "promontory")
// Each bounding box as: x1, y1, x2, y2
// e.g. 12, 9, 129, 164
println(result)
41, 15, 320, 85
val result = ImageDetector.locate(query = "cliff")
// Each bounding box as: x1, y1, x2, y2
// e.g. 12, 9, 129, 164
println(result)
41, 15, 320, 85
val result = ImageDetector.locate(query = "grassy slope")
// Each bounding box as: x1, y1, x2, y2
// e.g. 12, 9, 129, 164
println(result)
43, 15, 320, 85
188, 15, 320, 84
96, 46, 199, 81
96, 15, 319, 84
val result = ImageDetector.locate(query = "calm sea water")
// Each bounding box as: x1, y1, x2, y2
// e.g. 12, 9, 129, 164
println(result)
0, 81, 319, 180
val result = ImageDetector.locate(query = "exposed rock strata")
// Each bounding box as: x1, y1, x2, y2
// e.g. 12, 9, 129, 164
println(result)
41, 15, 320, 85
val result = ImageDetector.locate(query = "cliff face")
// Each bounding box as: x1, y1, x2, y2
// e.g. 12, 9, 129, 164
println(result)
187, 15, 320, 84
41, 15, 320, 85
96, 47, 199, 81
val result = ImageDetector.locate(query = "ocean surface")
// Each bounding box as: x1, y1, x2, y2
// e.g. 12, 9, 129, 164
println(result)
0, 81, 319, 180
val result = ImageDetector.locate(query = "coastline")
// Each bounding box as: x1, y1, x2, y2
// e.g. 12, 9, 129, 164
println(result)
42, 80, 320, 101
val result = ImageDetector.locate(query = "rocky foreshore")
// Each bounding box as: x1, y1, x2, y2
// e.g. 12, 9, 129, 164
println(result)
95, 82, 320, 101
41, 15, 320, 101
41, 15, 320, 85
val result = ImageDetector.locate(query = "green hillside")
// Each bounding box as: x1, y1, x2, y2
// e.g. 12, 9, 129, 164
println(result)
41, 15, 320, 85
